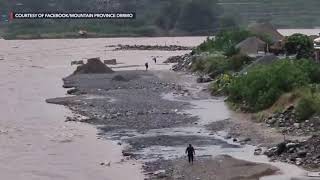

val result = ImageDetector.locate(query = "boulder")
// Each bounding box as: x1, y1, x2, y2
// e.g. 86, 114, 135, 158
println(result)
67, 88, 79, 95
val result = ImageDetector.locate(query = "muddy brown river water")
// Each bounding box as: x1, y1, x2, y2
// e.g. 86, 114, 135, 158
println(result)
0, 34, 319, 180
0, 37, 205, 180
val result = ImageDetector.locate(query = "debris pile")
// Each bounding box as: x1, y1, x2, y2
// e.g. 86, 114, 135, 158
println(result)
264, 106, 320, 135
163, 55, 184, 63
171, 53, 193, 71
114, 44, 193, 51
264, 135, 320, 169
73, 57, 114, 75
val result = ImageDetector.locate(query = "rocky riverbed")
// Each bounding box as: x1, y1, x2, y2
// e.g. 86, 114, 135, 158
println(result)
45, 57, 312, 179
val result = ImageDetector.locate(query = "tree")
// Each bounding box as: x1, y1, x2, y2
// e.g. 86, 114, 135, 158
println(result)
176, 0, 221, 33
285, 33, 314, 59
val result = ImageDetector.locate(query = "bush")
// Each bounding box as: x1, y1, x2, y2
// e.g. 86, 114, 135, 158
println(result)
224, 46, 240, 57
285, 33, 314, 59
195, 29, 252, 54
191, 54, 230, 78
229, 54, 253, 71
210, 73, 234, 95
296, 97, 316, 121
296, 59, 320, 83
227, 59, 311, 111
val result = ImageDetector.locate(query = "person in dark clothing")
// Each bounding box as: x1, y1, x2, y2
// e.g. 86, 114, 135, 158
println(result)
153, 57, 157, 63
185, 144, 195, 164
145, 62, 149, 71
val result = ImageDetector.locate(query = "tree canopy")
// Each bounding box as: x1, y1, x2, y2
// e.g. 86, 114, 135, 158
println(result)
285, 33, 314, 59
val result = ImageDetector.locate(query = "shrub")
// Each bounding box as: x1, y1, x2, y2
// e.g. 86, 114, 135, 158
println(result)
195, 29, 252, 54
224, 46, 240, 57
285, 33, 314, 59
229, 54, 253, 71
296, 97, 316, 121
191, 54, 230, 78
210, 73, 234, 95
227, 59, 311, 111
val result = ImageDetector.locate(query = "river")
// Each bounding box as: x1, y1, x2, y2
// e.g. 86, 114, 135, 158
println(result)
0, 32, 318, 179
0, 37, 205, 180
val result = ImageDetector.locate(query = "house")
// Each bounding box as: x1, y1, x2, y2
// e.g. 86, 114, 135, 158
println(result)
235, 36, 266, 56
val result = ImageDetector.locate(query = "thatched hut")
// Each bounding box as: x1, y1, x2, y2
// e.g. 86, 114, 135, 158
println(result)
248, 23, 284, 43
236, 37, 266, 55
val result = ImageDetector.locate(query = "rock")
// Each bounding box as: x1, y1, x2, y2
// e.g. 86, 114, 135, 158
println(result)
196, 76, 212, 83
266, 118, 277, 125
254, 147, 263, 155
297, 150, 307, 158
276, 142, 286, 155
122, 151, 134, 157
153, 170, 167, 178
286, 142, 298, 149
264, 147, 277, 157
296, 158, 303, 165
67, 88, 79, 95
293, 123, 301, 129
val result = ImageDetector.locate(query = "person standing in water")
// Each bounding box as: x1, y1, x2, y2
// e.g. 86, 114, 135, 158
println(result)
145, 62, 149, 71
153, 57, 157, 64
185, 144, 195, 164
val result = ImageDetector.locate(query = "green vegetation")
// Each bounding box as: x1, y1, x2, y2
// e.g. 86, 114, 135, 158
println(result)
292, 86, 320, 121
216, 59, 320, 113
190, 52, 253, 78
195, 29, 252, 54
285, 33, 314, 59
227, 60, 310, 111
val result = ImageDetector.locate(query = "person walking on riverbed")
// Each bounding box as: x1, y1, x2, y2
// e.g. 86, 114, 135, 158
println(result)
186, 144, 195, 164
145, 62, 149, 71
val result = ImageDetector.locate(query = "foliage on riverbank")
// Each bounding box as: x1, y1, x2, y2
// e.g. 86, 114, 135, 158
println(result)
194, 29, 272, 55
215, 59, 320, 115
191, 53, 253, 79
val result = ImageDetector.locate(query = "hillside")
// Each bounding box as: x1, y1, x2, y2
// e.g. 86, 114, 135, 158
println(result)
1, 0, 320, 39
219, 0, 320, 28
